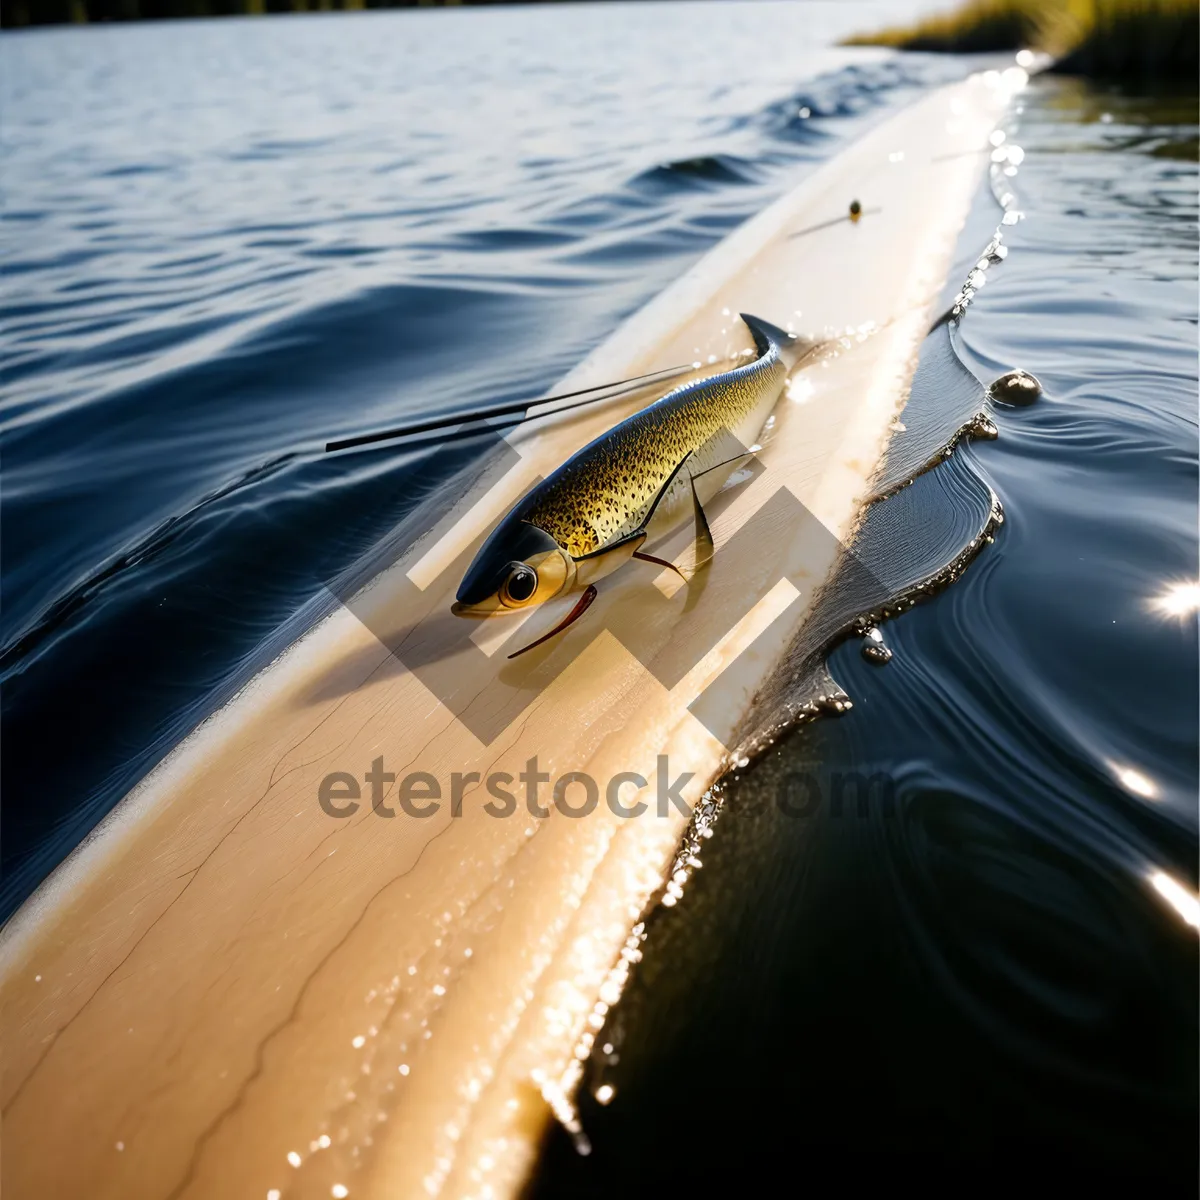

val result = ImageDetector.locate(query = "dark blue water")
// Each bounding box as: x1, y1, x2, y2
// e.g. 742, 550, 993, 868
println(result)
531, 77, 1199, 1194
0, 2, 953, 916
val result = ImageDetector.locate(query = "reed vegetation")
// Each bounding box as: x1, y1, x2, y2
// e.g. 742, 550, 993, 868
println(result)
843, 0, 1199, 78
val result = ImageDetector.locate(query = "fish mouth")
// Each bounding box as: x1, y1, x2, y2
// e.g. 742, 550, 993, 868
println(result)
450, 599, 498, 618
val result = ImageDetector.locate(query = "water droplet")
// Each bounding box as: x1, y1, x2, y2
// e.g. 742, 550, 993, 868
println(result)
860, 626, 892, 665
969, 413, 999, 440
989, 370, 1042, 406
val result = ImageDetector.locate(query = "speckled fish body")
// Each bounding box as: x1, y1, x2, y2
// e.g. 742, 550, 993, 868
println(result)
454, 313, 808, 612
521, 318, 799, 557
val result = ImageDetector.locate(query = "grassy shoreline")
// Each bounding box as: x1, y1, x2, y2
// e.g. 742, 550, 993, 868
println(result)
3, 0, 467, 30
843, 0, 1199, 78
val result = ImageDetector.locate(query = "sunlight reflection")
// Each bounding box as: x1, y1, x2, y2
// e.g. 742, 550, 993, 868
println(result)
1150, 871, 1200, 931
1108, 761, 1159, 800
1147, 580, 1200, 620
787, 375, 815, 405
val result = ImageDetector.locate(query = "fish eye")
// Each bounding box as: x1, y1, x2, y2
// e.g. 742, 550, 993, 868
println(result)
501, 563, 538, 605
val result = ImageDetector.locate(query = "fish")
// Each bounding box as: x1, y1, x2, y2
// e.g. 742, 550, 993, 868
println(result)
451, 313, 814, 656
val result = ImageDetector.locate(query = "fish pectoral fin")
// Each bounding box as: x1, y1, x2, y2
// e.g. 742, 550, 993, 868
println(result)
572, 532, 647, 588
625, 451, 722, 581
578, 450, 726, 590
507, 585, 599, 659
689, 448, 756, 483
690, 473, 715, 568
632, 550, 688, 582
636, 474, 714, 583
639, 451, 696, 531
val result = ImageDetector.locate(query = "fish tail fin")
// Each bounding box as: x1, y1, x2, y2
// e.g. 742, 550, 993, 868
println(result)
739, 312, 815, 372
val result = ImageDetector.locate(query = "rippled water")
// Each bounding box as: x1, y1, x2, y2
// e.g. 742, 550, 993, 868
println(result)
0, 2, 951, 915
533, 77, 1198, 1193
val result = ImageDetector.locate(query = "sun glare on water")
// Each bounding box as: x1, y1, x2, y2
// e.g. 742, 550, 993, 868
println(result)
1147, 580, 1200, 620
1150, 872, 1200, 932
1108, 762, 1159, 800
